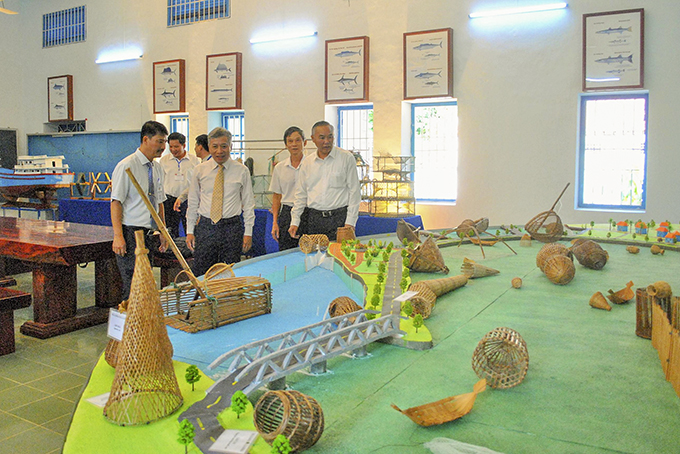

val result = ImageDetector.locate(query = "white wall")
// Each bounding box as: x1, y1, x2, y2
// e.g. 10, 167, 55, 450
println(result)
2, 0, 678, 228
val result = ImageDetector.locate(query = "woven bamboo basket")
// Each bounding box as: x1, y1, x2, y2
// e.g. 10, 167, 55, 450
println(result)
104, 231, 183, 426
397, 219, 420, 245
589, 291, 611, 311
408, 237, 449, 274
104, 339, 119, 368
461, 257, 499, 279
542, 255, 575, 285
648, 281, 672, 299
536, 243, 572, 272
299, 234, 330, 254
410, 295, 433, 319
417, 275, 468, 297
627, 246, 640, 254
391, 379, 486, 427
570, 240, 607, 270
408, 282, 437, 308
254, 390, 324, 452
636, 288, 653, 339
328, 296, 362, 318
336, 226, 355, 243
472, 327, 529, 389
525, 210, 564, 243
607, 281, 635, 305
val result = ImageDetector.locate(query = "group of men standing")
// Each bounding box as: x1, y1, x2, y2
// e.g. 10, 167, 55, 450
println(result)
110, 120, 360, 300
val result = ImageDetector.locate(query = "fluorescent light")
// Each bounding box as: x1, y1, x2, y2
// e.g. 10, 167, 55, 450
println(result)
250, 30, 317, 45
95, 50, 143, 64
586, 77, 620, 82
469, 2, 568, 19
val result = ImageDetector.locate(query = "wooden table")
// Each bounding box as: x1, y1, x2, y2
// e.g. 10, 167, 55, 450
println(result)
0, 217, 122, 339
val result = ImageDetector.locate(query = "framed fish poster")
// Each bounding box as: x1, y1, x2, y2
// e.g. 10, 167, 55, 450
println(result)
206, 52, 242, 110
47, 75, 73, 122
583, 9, 644, 91
325, 36, 369, 103
153, 59, 185, 114
403, 28, 453, 100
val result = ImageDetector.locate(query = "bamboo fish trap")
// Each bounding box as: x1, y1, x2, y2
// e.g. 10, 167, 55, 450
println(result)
299, 234, 330, 254
328, 296, 362, 318
408, 237, 449, 274
525, 183, 569, 243
396, 219, 420, 245
570, 239, 608, 270
542, 254, 575, 285
536, 243, 572, 272
472, 327, 529, 389
391, 379, 486, 427
461, 257, 499, 278
336, 226, 356, 242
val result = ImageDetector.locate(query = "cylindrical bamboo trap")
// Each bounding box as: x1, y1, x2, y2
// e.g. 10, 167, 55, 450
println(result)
570, 240, 607, 270
472, 327, 529, 389
254, 390, 324, 452
408, 282, 437, 308
410, 295, 433, 319
636, 288, 653, 339
542, 254, 575, 285
536, 243, 572, 272
336, 226, 355, 243
328, 296, 362, 318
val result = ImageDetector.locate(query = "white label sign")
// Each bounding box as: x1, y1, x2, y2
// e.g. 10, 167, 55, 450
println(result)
107, 309, 126, 341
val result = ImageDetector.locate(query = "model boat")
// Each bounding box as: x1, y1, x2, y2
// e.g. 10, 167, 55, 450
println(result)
0, 155, 74, 205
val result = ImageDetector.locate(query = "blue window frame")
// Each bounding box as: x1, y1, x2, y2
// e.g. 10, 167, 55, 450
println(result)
221, 111, 245, 160
170, 115, 189, 145
43, 6, 86, 48
576, 92, 648, 211
411, 101, 458, 202
337, 105, 373, 168
167, 0, 230, 27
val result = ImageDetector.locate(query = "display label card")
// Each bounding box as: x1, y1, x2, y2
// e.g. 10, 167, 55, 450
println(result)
86, 392, 110, 408
107, 309, 126, 341
208, 429, 258, 454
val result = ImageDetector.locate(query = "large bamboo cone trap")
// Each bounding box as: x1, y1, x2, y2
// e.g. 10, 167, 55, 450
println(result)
104, 231, 183, 426
408, 237, 449, 274
417, 275, 468, 297
590, 291, 612, 311
397, 219, 420, 245
408, 282, 437, 308
607, 281, 635, 305
461, 258, 499, 279
570, 239, 608, 270
525, 183, 569, 243
391, 379, 487, 427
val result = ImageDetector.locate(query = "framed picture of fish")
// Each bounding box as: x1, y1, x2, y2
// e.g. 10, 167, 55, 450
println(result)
47, 75, 73, 122
403, 28, 453, 100
583, 9, 644, 91
153, 59, 185, 114
206, 52, 242, 110
325, 36, 369, 103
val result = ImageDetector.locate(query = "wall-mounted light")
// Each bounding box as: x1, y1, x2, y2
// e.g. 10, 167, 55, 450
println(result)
95, 49, 143, 64
250, 30, 317, 45
585, 77, 620, 83
469, 2, 568, 19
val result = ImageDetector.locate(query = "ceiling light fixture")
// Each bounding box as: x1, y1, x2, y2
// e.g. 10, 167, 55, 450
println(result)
469, 2, 568, 19
250, 30, 317, 45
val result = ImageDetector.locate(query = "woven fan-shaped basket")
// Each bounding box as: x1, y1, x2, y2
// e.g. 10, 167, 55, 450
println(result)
408, 237, 449, 274
472, 327, 529, 389
542, 254, 575, 285
536, 243, 572, 272
254, 390, 324, 452
408, 282, 437, 308
299, 234, 330, 254
336, 226, 355, 243
328, 296, 362, 318
396, 219, 420, 245
570, 240, 607, 270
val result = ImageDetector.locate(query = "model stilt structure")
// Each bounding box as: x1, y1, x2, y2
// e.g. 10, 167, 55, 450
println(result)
103, 230, 183, 426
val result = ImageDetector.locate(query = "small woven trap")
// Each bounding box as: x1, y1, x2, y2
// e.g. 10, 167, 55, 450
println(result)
524, 183, 569, 243
254, 390, 324, 452
299, 234, 330, 254
328, 296, 362, 318
472, 327, 529, 389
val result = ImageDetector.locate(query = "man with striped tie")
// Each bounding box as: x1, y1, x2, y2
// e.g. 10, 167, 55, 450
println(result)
110, 120, 169, 300
186, 127, 255, 277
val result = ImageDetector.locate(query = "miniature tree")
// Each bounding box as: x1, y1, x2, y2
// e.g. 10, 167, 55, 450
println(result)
496, 229, 501, 236
402, 237, 409, 246
178, 419, 195, 454
401, 249, 409, 259
608, 218, 613, 230
350, 253, 356, 264
382, 251, 390, 262
400, 278, 409, 293
588, 230, 592, 236
632, 233, 637, 239
377, 273, 385, 283
231, 390, 249, 419
402, 300, 413, 317
378, 262, 386, 273
650, 220, 656, 228
342, 239, 347, 247
373, 284, 381, 295
370, 294, 381, 307
402, 267, 410, 278
185, 365, 201, 391
271, 434, 292, 454
645, 234, 650, 242
611, 219, 616, 229
412, 314, 424, 333
365, 256, 372, 267
386, 243, 393, 253
606, 232, 611, 238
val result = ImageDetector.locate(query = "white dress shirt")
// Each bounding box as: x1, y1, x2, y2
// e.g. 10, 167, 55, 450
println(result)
111, 148, 166, 228
186, 158, 255, 236
158, 152, 199, 198
291, 146, 361, 227
268, 155, 305, 206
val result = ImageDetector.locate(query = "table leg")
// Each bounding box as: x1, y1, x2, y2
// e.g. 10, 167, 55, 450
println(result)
95, 258, 122, 308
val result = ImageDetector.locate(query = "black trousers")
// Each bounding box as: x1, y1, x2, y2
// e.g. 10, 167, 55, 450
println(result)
277, 204, 299, 251
305, 206, 347, 241
115, 225, 159, 301
163, 195, 187, 238
192, 215, 243, 277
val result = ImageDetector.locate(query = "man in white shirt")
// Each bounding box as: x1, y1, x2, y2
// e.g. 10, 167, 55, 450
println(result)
110, 120, 168, 300
159, 132, 199, 238
269, 126, 307, 251
173, 134, 211, 212
288, 121, 361, 241
186, 127, 255, 276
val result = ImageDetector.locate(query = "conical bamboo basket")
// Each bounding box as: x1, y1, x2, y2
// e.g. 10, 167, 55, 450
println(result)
461, 258, 499, 278
417, 275, 468, 297
104, 231, 183, 426
408, 282, 437, 308
410, 295, 433, 319
589, 291, 611, 311
408, 237, 449, 274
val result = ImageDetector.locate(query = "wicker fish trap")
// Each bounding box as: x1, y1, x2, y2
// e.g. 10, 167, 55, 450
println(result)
336, 226, 356, 243
391, 379, 486, 427
408, 282, 437, 308
461, 257, 499, 279
104, 339, 119, 368
525, 210, 564, 243
408, 237, 449, 274
299, 234, 330, 254
254, 390, 324, 452
410, 295, 433, 319
570, 240, 607, 270
636, 288, 653, 339
328, 296, 362, 318
397, 219, 420, 245
472, 327, 529, 389
418, 275, 468, 297
104, 231, 182, 426
542, 254, 575, 285
536, 243, 572, 272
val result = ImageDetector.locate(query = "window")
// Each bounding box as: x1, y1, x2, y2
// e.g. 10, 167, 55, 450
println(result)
577, 92, 648, 211
167, 0, 230, 27
222, 111, 245, 160
337, 105, 373, 170
170, 115, 189, 145
43, 6, 86, 48
411, 102, 458, 202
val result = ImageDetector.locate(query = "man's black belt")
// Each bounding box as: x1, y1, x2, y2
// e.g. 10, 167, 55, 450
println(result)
307, 206, 347, 218
199, 214, 240, 225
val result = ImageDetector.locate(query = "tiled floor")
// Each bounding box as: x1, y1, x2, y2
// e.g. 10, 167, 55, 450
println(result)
0, 265, 117, 454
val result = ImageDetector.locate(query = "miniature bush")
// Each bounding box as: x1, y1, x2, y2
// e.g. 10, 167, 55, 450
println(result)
271, 434, 292, 454
402, 237, 409, 246
185, 365, 201, 391
373, 284, 381, 295
401, 249, 409, 258
382, 251, 390, 262
606, 232, 611, 238
378, 262, 386, 273
645, 235, 650, 242
365, 256, 372, 267
386, 243, 393, 253
402, 267, 410, 278
377, 273, 385, 283
231, 390, 249, 419
178, 420, 195, 454
402, 300, 413, 317
371, 294, 381, 307
400, 278, 409, 293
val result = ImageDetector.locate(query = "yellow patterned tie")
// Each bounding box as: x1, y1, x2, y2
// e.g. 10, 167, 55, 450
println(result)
210, 164, 224, 223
